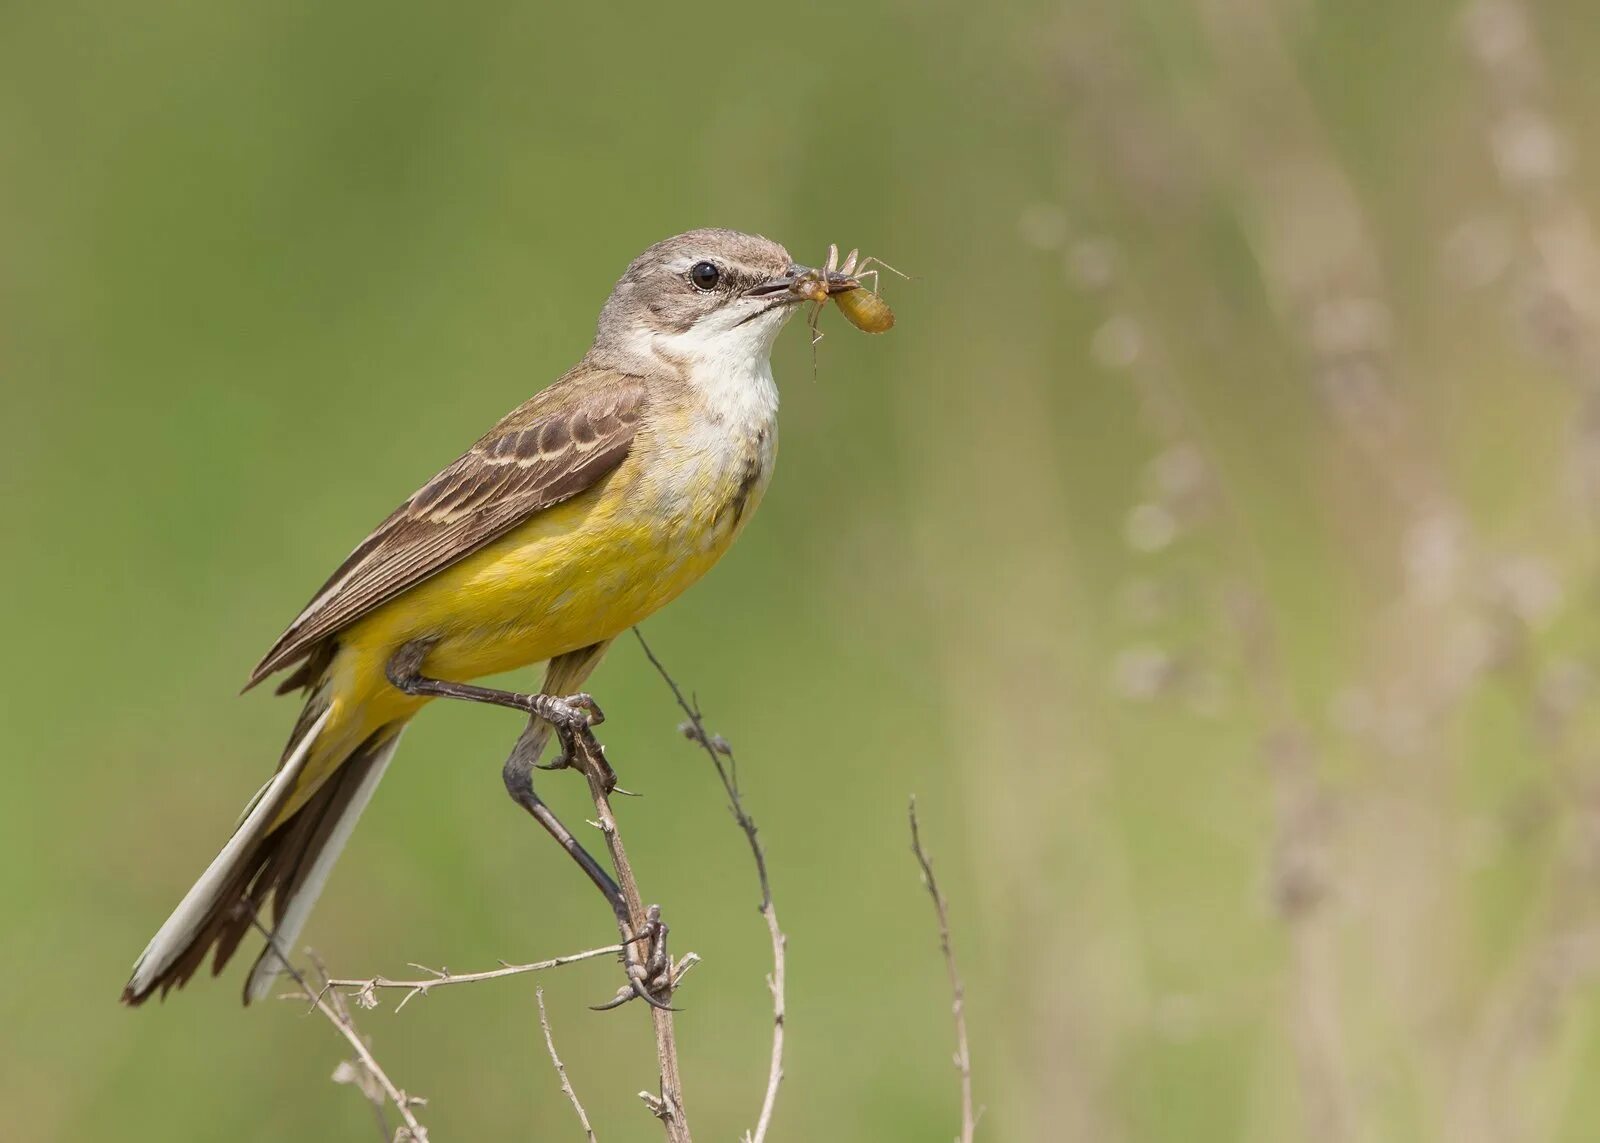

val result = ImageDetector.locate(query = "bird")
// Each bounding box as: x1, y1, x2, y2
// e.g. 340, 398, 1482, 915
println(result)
122, 228, 847, 1006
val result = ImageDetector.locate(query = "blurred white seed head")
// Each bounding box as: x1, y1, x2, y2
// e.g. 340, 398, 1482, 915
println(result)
1403, 512, 1466, 605
1491, 554, 1562, 627
1018, 203, 1069, 250
1442, 215, 1516, 290
1151, 443, 1210, 501
1066, 237, 1118, 291
1491, 109, 1568, 187
1111, 645, 1179, 700
1125, 502, 1179, 553
1462, 0, 1538, 81
1092, 314, 1143, 370
1309, 296, 1392, 359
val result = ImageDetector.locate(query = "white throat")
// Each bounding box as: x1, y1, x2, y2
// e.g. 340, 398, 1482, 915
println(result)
652, 305, 792, 430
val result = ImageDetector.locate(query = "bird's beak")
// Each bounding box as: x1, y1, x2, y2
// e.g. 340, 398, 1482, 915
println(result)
746, 271, 802, 299
748, 265, 860, 303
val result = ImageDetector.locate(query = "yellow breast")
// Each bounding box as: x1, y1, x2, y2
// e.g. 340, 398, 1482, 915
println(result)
330, 408, 776, 732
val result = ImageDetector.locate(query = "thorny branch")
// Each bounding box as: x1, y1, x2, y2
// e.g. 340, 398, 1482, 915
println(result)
538, 986, 598, 1143
909, 798, 977, 1143
272, 723, 699, 1139
326, 943, 627, 1012
252, 919, 431, 1143
562, 719, 694, 1142
270, 631, 796, 1142
632, 628, 787, 1143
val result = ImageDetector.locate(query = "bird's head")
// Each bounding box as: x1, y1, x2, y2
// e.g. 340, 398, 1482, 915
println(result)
591, 228, 844, 371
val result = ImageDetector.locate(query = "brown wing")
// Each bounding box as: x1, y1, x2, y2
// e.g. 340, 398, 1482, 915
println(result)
246, 369, 647, 690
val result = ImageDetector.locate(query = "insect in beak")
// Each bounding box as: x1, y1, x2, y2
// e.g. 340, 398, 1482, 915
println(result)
824, 271, 861, 297
773, 244, 904, 377
749, 264, 861, 305
817, 245, 898, 334
792, 271, 830, 305
784, 264, 859, 305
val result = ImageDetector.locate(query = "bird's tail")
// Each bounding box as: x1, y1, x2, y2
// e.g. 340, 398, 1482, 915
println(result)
121, 701, 405, 1006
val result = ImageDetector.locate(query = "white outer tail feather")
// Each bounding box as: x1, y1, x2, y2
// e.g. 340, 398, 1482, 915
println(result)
244, 728, 403, 1002
126, 708, 333, 999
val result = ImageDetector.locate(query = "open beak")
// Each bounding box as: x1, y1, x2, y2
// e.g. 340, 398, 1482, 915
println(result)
746, 272, 799, 299
748, 265, 861, 303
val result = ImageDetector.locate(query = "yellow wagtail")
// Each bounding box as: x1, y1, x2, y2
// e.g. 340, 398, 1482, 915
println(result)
123, 229, 860, 1005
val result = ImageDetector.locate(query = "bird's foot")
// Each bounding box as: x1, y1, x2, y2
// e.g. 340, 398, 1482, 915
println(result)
532, 693, 616, 792
593, 904, 676, 1011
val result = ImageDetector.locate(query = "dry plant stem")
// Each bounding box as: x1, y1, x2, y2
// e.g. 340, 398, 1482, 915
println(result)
326, 942, 626, 1012
568, 727, 692, 1142
631, 628, 786, 1143
538, 986, 598, 1143
745, 904, 786, 1143
908, 798, 975, 1143
249, 919, 430, 1143
321, 1008, 427, 1143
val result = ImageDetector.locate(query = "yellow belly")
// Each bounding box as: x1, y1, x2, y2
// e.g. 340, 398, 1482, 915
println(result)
369, 487, 737, 679
321, 449, 765, 751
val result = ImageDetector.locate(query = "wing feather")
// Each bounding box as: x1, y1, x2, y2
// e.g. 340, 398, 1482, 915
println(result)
246, 369, 647, 689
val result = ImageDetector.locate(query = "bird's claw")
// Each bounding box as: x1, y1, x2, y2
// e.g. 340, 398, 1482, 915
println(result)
591, 905, 676, 1012
533, 691, 604, 732
533, 693, 616, 791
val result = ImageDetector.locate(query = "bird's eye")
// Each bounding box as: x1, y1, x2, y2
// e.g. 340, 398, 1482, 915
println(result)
688, 261, 721, 292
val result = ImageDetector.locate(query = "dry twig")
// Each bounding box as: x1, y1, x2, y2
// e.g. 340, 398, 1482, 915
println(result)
271, 630, 792, 1143
564, 724, 693, 1142
909, 798, 976, 1143
251, 920, 430, 1142
326, 943, 626, 1012
633, 628, 787, 1143
538, 985, 598, 1142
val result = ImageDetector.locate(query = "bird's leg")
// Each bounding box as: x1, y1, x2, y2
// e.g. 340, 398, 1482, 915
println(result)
385, 641, 616, 792
499, 720, 674, 1011
499, 720, 623, 914
388, 641, 672, 1009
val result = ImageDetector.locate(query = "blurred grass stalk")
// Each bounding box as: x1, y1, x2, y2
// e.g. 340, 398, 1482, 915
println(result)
907, 0, 1600, 1138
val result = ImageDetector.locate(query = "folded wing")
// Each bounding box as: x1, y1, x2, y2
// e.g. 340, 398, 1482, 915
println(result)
247, 371, 647, 689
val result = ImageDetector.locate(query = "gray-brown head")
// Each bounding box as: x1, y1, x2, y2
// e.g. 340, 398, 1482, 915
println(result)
589, 229, 824, 370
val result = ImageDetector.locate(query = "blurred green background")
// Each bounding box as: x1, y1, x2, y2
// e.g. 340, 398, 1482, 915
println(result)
7, 0, 1600, 1138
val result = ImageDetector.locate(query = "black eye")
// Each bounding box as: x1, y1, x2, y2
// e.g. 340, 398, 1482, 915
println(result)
688, 261, 721, 291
